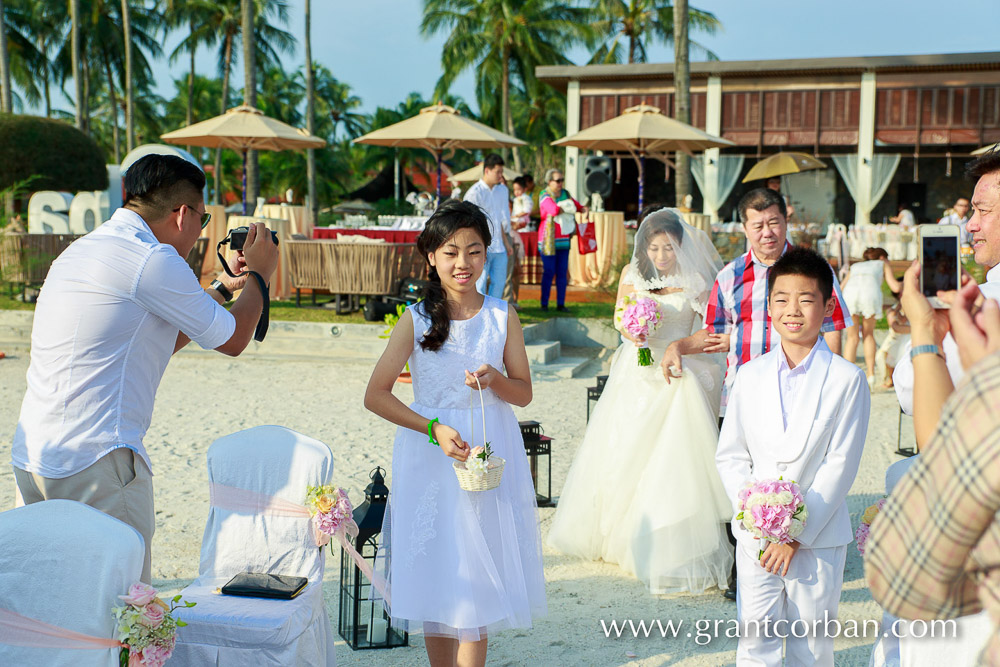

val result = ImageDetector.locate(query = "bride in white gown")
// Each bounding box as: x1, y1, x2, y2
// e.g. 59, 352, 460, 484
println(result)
548, 209, 734, 594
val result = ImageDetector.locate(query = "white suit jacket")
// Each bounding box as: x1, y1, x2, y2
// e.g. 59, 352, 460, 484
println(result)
716, 339, 870, 550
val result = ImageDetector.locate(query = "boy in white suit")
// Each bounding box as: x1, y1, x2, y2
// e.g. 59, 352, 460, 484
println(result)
716, 247, 870, 666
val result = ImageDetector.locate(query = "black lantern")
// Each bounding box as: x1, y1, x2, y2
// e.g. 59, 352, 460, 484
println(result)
586, 374, 609, 422
338, 466, 408, 650
519, 420, 553, 507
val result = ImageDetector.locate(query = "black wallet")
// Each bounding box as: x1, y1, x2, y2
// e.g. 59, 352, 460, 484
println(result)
220, 572, 308, 600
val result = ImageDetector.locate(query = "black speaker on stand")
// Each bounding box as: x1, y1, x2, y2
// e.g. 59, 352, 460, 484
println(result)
583, 156, 613, 203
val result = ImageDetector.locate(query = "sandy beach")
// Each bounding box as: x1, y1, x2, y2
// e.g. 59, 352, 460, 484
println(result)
0, 345, 905, 666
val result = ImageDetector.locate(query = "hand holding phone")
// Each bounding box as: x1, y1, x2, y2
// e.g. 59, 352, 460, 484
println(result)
918, 224, 960, 309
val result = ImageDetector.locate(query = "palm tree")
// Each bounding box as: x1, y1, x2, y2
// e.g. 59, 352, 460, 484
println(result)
172, 0, 291, 203
588, 0, 719, 64
241, 0, 258, 207
421, 0, 591, 172
0, 0, 11, 113
304, 0, 316, 222
121, 0, 134, 151
313, 66, 364, 141
1, 0, 51, 112
673, 0, 690, 205
71, 0, 83, 130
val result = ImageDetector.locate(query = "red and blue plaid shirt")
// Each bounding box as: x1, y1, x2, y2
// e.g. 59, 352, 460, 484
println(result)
704, 243, 852, 415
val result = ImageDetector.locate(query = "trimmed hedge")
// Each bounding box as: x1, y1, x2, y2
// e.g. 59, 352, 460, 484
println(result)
0, 114, 108, 192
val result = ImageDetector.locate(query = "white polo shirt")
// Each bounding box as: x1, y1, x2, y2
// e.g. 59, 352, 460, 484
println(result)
464, 179, 512, 254
12, 208, 236, 478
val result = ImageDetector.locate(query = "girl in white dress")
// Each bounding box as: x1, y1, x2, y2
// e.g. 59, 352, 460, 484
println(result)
547, 209, 733, 595
840, 247, 901, 388
364, 200, 545, 667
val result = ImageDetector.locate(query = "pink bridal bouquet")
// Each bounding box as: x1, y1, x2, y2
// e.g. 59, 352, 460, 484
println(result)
855, 497, 886, 556
306, 484, 355, 542
112, 583, 194, 667
736, 478, 809, 557
614, 295, 662, 366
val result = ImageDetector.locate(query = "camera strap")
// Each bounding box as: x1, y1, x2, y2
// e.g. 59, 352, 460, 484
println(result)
217, 239, 245, 279
247, 270, 270, 342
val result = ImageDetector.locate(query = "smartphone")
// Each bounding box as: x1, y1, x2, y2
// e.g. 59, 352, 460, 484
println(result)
918, 224, 960, 308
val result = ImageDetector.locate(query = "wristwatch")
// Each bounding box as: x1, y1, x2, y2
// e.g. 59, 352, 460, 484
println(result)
910, 344, 944, 360
210, 279, 234, 303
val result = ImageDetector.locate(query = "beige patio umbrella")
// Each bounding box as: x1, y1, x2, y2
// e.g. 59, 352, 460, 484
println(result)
450, 162, 520, 184
972, 143, 998, 155
742, 151, 827, 183
552, 104, 734, 211
353, 102, 526, 202
161, 105, 325, 213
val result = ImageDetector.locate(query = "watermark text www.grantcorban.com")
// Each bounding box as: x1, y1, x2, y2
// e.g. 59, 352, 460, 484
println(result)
600, 613, 957, 646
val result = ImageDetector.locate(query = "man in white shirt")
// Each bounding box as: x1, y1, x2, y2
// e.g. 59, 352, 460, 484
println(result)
11, 154, 278, 582
893, 152, 1000, 419
938, 196, 972, 247
464, 154, 512, 299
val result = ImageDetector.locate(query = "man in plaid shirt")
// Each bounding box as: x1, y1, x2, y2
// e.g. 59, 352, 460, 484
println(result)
660, 187, 851, 601
660, 188, 852, 419
866, 269, 1000, 665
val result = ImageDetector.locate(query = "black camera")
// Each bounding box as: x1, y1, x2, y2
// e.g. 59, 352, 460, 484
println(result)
224, 225, 279, 251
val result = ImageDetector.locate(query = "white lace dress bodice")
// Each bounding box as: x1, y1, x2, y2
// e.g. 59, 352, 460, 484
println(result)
408, 299, 506, 409
633, 289, 701, 348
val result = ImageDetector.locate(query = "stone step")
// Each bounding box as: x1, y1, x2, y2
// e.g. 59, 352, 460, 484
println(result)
525, 340, 561, 365
530, 356, 591, 380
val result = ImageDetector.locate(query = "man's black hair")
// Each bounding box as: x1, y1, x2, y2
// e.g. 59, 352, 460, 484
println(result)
966, 146, 1000, 181
483, 153, 505, 170
768, 246, 834, 301
738, 187, 786, 223
123, 154, 205, 209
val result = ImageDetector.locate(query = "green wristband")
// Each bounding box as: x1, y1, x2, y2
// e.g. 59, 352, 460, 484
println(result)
427, 418, 440, 447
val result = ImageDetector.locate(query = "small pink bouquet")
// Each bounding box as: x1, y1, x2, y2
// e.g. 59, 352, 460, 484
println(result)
736, 478, 808, 557
855, 497, 886, 556
306, 484, 355, 543
614, 294, 662, 366
112, 583, 194, 667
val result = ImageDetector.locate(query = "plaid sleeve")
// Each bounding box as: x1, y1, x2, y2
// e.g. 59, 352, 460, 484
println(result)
704, 271, 732, 334
822, 267, 853, 332
865, 352, 1000, 621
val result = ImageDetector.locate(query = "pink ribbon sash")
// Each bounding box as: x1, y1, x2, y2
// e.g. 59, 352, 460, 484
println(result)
0, 607, 123, 649
208, 483, 389, 602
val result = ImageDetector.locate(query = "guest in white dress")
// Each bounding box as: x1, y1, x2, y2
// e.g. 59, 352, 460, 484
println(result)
364, 200, 545, 667
840, 247, 901, 387
548, 209, 733, 595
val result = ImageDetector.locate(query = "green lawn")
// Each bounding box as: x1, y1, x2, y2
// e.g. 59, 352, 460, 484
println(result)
0, 289, 615, 326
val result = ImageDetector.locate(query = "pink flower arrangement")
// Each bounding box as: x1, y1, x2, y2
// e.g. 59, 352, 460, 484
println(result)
113, 584, 193, 667
736, 478, 809, 557
306, 485, 354, 538
614, 295, 662, 366
855, 497, 886, 556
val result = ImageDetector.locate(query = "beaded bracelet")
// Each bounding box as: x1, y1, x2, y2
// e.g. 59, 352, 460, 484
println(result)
427, 418, 440, 447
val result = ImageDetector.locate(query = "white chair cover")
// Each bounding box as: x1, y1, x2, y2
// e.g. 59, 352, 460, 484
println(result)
0, 499, 143, 666
172, 425, 336, 666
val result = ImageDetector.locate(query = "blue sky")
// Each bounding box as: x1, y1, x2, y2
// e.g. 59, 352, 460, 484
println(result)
88, 0, 1000, 117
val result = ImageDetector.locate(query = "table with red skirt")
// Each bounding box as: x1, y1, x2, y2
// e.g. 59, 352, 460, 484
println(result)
313, 213, 626, 287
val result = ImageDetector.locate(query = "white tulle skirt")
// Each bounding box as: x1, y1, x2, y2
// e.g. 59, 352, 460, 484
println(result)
375, 399, 546, 642
548, 343, 733, 594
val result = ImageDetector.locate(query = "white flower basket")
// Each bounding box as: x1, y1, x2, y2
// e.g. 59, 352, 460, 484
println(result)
453, 457, 505, 492
453, 375, 504, 492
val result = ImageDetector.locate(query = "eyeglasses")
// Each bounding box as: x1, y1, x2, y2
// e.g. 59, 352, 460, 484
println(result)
173, 204, 211, 229
551, 178, 564, 184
